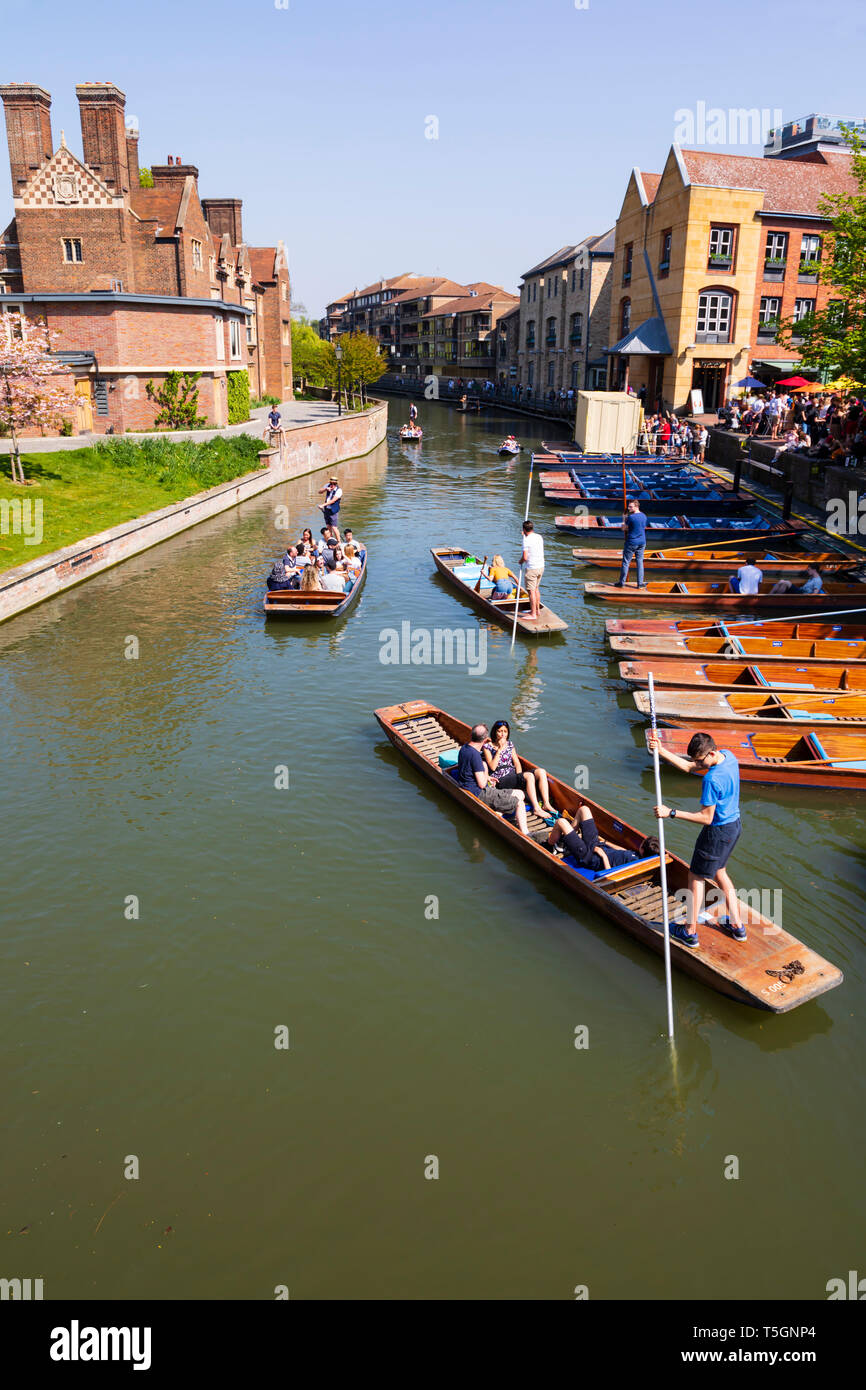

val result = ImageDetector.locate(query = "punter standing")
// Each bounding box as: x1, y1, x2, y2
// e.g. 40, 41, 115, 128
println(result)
616, 498, 647, 588
520, 520, 544, 622
647, 730, 746, 948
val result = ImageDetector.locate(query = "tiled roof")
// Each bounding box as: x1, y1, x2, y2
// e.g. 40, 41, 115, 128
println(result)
422, 290, 516, 318
248, 246, 277, 283
639, 172, 662, 204
131, 185, 183, 228
607, 315, 672, 356
389, 278, 469, 305
523, 245, 579, 276
679, 147, 856, 214
587, 228, 616, 254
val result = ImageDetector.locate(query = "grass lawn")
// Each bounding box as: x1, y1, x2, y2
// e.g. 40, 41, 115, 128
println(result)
0, 436, 264, 574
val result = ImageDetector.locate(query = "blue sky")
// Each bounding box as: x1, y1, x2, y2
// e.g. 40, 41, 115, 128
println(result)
3, 0, 865, 315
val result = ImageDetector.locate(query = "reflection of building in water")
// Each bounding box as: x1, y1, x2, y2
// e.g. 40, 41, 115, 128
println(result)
511, 645, 543, 731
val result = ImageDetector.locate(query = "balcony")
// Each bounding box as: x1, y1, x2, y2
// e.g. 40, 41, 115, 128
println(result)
763, 259, 787, 281
658, 258, 670, 276
798, 261, 820, 283
756, 324, 778, 343
545, 335, 557, 346
569, 331, 582, 346
622, 270, 631, 286
526, 339, 535, 350
707, 254, 733, 271
695, 331, 730, 345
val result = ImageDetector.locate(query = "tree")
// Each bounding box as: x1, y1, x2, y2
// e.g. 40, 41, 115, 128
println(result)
145, 371, 207, 429
139, 167, 154, 188
291, 320, 330, 388
329, 331, 386, 406
777, 125, 866, 383
0, 312, 72, 484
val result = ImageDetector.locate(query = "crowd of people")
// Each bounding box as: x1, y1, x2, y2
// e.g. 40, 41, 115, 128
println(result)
717, 390, 866, 467
266, 522, 366, 595
638, 414, 710, 460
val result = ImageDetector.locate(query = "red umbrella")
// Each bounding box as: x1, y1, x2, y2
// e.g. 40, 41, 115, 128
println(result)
775, 375, 812, 388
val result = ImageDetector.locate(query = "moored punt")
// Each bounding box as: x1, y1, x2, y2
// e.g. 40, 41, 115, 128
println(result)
572, 547, 857, 575
374, 700, 842, 1011
621, 657, 866, 694
534, 449, 688, 471
649, 725, 866, 790
557, 514, 803, 542
585, 580, 866, 611
634, 686, 866, 728
431, 546, 568, 636
605, 617, 866, 639
263, 551, 367, 620
609, 631, 866, 666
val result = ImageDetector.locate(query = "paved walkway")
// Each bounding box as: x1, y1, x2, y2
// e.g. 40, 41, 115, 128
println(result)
0, 397, 349, 454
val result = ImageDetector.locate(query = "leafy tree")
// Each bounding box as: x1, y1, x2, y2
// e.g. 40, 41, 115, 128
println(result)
291, 320, 330, 388
777, 126, 866, 383
0, 312, 72, 484
226, 369, 250, 424
328, 331, 386, 406
145, 371, 207, 429
139, 167, 154, 188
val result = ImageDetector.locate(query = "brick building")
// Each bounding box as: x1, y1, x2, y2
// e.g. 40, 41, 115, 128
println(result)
511, 235, 614, 398
606, 141, 857, 412
0, 81, 292, 434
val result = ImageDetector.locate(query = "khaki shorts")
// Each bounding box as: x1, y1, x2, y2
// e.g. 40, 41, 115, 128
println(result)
525, 565, 544, 593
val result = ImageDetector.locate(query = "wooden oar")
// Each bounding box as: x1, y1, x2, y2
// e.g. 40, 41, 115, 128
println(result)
474, 557, 488, 594
650, 532, 801, 556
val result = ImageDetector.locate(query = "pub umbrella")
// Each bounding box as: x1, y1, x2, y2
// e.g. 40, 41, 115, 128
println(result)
730, 375, 765, 390
775, 375, 812, 388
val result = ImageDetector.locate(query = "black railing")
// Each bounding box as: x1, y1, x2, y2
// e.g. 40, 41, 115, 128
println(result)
373, 373, 580, 420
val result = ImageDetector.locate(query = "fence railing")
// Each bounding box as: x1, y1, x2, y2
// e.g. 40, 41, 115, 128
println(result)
374, 373, 579, 421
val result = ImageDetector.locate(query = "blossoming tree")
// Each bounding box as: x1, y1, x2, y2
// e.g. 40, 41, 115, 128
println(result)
1, 312, 72, 484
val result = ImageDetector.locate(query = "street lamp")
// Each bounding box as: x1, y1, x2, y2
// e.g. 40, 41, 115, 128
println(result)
335, 343, 343, 417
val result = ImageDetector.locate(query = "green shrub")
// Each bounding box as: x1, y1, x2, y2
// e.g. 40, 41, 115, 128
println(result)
90, 433, 264, 491
250, 394, 281, 409
227, 370, 250, 425
59, 418, 74, 436
145, 371, 207, 429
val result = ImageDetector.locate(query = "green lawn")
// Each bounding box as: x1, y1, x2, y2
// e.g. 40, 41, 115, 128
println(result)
0, 436, 264, 574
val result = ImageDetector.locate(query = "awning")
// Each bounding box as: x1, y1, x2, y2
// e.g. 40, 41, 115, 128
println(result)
606, 316, 672, 356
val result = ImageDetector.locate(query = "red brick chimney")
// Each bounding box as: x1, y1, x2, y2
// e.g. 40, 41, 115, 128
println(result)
75, 82, 130, 194
0, 82, 53, 193
125, 124, 140, 186
201, 198, 243, 246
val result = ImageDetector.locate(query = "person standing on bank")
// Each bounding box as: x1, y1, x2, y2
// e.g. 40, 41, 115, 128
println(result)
520, 520, 545, 622
647, 729, 746, 948
616, 498, 647, 588
318, 476, 343, 541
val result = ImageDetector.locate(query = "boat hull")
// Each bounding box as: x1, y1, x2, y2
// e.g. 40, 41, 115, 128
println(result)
431, 547, 567, 636
650, 726, 866, 790
263, 553, 367, 619
374, 701, 842, 1011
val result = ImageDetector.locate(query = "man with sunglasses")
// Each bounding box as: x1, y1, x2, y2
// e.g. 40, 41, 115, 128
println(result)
647, 730, 746, 949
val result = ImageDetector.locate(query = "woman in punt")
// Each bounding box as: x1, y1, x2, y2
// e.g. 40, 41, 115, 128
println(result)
482, 719, 558, 821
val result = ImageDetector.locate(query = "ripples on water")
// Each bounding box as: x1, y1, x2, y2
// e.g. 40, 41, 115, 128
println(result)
0, 401, 863, 1299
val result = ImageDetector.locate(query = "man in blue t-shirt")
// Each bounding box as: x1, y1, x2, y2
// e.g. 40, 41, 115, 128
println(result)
451, 724, 529, 834
616, 498, 648, 588
648, 729, 746, 949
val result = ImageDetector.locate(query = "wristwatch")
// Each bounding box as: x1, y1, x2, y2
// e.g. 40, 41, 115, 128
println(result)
670, 808, 678, 819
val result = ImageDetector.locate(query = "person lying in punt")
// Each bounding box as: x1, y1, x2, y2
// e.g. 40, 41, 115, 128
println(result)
482, 719, 558, 819
532, 803, 659, 873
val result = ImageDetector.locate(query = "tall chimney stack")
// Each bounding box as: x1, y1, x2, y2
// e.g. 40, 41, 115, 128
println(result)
75, 82, 130, 194
201, 198, 244, 246
0, 83, 53, 193
125, 123, 140, 187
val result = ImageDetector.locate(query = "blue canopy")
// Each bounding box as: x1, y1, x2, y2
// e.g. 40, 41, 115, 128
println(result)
731, 376, 765, 389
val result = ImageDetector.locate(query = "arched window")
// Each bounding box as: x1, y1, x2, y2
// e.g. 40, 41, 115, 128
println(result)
526, 318, 535, 348
546, 316, 557, 346
620, 299, 631, 337
696, 289, 733, 342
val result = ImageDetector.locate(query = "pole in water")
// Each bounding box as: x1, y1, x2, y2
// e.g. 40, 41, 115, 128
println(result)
648, 671, 675, 1039
511, 455, 534, 653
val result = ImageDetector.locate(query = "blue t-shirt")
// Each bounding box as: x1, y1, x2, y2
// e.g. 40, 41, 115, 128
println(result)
700, 750, 740, 825
797, 575, 824, 594
625, 510, 648, 545
454, 743, 485, 791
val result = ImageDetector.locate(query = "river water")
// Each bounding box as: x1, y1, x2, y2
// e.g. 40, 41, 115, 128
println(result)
1, 399, 863, 1300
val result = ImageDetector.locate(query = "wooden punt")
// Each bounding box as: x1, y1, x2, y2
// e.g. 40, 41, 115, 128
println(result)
585, 580, 866, 611
543, 490, 753, 515
620, 657, 866, 695
263, 551, 367, 619
649, 725, 866, 790
400, 425, 423, 441
557, 514, 803, 542
606, 617, 866, 639
374, 700, 842, 1011
609, 632, 866, 667
634, 686, 866, 728
534, 450, 689, 472
431, 547, 567, 635
572, 547, 857, 575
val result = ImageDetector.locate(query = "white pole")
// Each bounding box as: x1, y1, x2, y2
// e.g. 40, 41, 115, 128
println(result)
674, 605, 866, 636
648, 672, 675, 1039
511, 454, 534, 653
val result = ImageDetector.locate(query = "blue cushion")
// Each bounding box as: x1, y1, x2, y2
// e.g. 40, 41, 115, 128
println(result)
790, 710, 834, 720
829, 760, 866, 770
438, 749, 459, 769
562, 852, 660, 882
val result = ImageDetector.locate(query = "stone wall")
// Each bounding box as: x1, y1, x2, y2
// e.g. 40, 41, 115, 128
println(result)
0, 400, 388, 624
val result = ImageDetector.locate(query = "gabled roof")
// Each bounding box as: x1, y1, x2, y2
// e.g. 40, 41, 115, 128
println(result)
422, 289, 519, 318
132, 184, 184, 229
249, 246, 278, 284
523, 245, 578, 277
389, 278, 469, 305
18, 144, 121, 212
677, 146, 856, 215
587, 228, 616, 255
636, 171, 661, 205
607, 316, 672, 356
